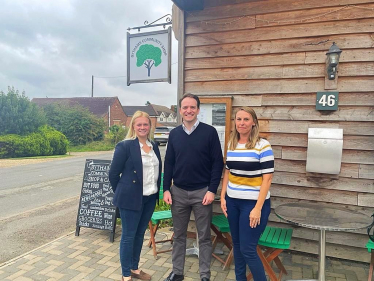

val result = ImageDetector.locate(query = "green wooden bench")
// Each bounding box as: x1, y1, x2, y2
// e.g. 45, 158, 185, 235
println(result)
366, 239, 374, 281
211, 214, 293, 280
148, 174, 173, 259
211, 214, 233, 270
247, 226, 293, 281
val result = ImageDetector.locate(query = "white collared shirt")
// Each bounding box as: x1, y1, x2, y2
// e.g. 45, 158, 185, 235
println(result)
140, 140, 159, 196
182, 119, 200, 135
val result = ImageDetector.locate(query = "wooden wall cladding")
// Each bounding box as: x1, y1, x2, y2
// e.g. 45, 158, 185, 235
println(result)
187, 0, 374, 22
182, 0, 374, 262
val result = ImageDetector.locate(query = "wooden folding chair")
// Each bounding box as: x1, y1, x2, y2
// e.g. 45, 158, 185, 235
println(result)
148, 210, 173, 259
211, 214, 234, 270
367, 239, 374, 281
148, 174, 173, 259
247, 226, 293, 281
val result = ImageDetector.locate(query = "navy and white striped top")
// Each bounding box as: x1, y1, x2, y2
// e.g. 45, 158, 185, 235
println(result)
225, 138, 274, 200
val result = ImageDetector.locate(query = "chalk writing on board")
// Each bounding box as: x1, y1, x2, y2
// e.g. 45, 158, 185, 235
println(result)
76, 159, 118, 241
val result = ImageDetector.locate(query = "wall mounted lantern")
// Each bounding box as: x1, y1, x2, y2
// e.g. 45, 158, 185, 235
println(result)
326, 42, 342, 80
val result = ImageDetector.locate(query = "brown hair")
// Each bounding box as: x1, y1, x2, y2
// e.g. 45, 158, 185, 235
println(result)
228, 107, 260, 150
179, 93, 200, 108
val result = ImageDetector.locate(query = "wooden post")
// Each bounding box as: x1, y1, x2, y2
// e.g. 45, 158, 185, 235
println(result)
173, 4, 185, 125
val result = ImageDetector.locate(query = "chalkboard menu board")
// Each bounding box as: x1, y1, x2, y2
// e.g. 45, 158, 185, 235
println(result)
75, 159, 118, 242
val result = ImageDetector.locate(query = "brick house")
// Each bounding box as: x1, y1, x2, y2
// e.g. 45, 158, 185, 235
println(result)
150, 104, 178, 126
32, 97, 127, 127
122, 104, 159, 130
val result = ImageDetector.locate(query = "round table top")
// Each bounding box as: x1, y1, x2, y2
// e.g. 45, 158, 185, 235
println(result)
275, 202, 372, 231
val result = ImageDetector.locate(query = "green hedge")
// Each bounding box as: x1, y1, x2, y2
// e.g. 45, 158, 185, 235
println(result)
0, 125, 68, 158
38, 125, 69, 155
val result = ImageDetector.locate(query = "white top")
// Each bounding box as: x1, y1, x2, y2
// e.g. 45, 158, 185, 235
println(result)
140, 140, 159, 196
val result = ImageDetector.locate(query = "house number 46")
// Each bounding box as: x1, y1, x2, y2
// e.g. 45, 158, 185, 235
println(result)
318, 95, 336, 106
316, 92, 339, 111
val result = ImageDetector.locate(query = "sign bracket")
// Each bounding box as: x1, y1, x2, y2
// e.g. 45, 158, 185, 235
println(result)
128, 14, 172, 32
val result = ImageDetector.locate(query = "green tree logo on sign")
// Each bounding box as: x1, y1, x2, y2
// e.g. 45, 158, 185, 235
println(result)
136, 44, 162, 77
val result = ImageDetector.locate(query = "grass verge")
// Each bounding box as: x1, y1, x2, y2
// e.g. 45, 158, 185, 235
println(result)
68, 141, 115, 152
7, 154, 70, 160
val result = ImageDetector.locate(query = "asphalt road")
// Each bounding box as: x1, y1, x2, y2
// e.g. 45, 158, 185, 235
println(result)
0, 146, 166, 263
0, 151, 114, 219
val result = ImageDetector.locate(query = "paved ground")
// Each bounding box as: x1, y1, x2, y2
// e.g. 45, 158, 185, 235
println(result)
0, 226, 370, 281
0, 151, 370, 280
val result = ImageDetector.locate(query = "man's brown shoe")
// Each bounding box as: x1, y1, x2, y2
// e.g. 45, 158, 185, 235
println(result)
131, 270, 152, 280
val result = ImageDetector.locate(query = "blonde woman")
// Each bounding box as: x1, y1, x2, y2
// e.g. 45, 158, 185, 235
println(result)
109, 111, 162, 281
220, 107, 274, 281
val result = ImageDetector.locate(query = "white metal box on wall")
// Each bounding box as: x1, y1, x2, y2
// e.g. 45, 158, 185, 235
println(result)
306, 128, 343, 175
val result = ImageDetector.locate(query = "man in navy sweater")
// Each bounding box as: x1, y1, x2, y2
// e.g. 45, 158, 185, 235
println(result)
163, 94, 224, 281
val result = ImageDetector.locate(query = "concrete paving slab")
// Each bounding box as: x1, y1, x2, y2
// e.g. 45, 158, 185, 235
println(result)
0, 226, 370, 281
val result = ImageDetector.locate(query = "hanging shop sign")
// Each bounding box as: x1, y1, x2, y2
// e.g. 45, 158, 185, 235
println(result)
127, 27, 171, 85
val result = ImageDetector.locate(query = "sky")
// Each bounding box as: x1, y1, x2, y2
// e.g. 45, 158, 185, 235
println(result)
0, 0, 178, 107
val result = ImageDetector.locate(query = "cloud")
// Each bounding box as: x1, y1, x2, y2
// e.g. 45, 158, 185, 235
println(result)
0, 0, 178, 107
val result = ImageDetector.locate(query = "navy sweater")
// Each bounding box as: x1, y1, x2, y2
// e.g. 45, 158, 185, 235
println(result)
163, 122, 224, 194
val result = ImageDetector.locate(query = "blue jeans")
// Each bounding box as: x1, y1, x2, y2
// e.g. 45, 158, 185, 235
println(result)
119, 193, 157, 277
226, 196, 271, 281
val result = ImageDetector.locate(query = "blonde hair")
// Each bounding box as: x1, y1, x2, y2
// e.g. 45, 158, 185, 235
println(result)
125, 111, 153, 141
228, 107, 260, 150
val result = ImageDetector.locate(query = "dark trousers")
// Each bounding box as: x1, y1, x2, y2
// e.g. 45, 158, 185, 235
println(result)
119, 193, 157, 277
170, 185, 212, 279
226, 196, 271, 281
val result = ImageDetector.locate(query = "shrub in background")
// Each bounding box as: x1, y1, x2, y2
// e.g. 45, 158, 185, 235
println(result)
0, 126, 68, 158
105, 125, 127, 144
0, 135, 23, 158
0, 133, 49, 158
38, 125, 68, 155
0, 87, 46, 135
43, 103, 105, 145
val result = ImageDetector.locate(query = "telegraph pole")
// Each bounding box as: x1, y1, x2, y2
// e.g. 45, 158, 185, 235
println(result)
91, 75, 94, 97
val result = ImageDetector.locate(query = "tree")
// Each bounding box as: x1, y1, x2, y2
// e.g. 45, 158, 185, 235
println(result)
145, 101, 151, 105
136, 44, 162, 77
0, 87, 46, 135
105, 125, 127, 144
43, 103, 105, 145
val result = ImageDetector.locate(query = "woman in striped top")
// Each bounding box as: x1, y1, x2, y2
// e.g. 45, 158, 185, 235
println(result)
220, 107, 274, 281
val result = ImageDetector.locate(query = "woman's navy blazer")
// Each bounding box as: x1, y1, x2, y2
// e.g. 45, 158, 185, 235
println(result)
109, 138, 162, 211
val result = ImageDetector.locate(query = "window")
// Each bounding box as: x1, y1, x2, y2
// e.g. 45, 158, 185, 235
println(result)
198, 97, 232, 158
